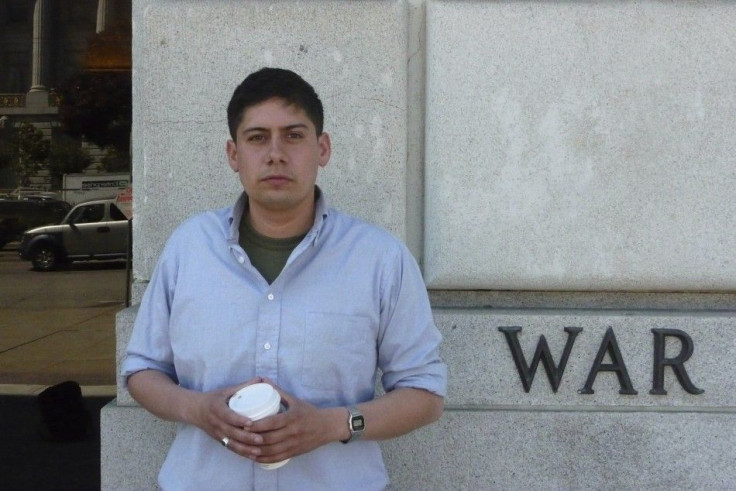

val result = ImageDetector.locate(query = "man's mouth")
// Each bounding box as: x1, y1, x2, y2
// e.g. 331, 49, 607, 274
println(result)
262, 175, 291, 185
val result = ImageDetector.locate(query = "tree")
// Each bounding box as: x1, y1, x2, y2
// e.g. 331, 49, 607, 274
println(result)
10, 122, 49, 187
47, 136, 92, 189
56, 23, 132, 174
99, 147, 130, 173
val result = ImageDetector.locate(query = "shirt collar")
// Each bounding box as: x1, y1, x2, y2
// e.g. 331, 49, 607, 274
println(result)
310, 186, 329, 245
227, 186, 330, 245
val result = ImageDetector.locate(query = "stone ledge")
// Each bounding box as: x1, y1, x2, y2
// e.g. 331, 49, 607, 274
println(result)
117, 306, 736, 408
101, 402, 736, 490
101, 401, 176, 490
437, 309, 736, 407
115, 305, 139, 406
382, 409, 736, 490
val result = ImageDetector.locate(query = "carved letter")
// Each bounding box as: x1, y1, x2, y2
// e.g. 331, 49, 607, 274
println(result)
498, 326, 582, 392
649, 328, 704, 395
580, 327, 637, 395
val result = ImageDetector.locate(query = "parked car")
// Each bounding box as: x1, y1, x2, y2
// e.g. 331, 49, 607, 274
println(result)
0, 198, 71, 249
18, 199, 131, 271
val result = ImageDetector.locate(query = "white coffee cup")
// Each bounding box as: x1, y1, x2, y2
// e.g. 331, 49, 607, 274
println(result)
228, 383, 290, 470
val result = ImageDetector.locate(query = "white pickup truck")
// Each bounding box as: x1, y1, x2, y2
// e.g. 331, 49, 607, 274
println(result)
18, 199, 131, 271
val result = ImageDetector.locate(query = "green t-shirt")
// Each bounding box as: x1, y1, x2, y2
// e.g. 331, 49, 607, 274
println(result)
238, 216, 306, 284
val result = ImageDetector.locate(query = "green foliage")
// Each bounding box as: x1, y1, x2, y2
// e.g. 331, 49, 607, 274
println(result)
47, 136, 92, 189
99, 147, 130, 173
0, 123, 95, 189
10, 122, 50, 187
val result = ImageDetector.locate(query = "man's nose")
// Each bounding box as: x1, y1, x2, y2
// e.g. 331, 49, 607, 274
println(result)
267, 136, 286, 163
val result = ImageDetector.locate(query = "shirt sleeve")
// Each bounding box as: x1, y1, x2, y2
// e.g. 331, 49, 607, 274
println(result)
120, 240, 179, 385
377, 244, 447, 397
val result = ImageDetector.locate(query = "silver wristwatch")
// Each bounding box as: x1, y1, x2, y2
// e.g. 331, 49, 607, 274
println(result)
341, 405, 365, 444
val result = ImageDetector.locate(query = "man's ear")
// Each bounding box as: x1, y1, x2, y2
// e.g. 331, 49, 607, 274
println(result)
318, 132, 331, 168
226, 139, 238, 172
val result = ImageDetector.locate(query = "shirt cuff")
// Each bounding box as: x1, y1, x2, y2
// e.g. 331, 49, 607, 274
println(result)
120, 355, 178, 387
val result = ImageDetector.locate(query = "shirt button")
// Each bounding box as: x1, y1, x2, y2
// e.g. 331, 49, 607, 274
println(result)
267, 293, 274, 300
237, 256, 245, 264
264, 342, 271, 350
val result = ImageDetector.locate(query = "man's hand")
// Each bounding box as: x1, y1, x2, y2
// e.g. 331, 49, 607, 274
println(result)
189, 377, 269, 459
229, 380, 345, 464
221, 380, 444, 464
127, 370, 267, 460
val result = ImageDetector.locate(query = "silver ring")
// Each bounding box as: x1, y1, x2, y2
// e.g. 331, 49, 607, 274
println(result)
221, 436, 230, 448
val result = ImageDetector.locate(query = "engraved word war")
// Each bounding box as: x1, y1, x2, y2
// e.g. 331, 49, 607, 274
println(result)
498, 327, 704, 395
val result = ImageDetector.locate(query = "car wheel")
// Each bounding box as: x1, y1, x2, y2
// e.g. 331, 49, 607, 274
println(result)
31, 245, 59, 271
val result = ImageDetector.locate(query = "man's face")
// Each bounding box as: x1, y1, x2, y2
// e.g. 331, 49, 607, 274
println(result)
226, 97, 331, 219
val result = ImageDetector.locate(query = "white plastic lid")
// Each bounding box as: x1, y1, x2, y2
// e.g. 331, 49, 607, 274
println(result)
228, 383, 281, 421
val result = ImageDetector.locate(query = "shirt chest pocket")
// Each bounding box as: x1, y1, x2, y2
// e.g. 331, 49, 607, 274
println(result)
301, 312, 376, 391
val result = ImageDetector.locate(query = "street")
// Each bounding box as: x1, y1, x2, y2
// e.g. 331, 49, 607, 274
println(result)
0, 242, 127, 391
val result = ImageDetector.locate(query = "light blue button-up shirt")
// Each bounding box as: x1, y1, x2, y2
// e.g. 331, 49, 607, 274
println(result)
123, 190, 447, 490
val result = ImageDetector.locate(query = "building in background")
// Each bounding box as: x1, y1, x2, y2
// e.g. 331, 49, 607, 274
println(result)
0, 0, 131, 192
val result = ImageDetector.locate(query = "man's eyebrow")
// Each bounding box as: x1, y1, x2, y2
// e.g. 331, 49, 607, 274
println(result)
241, 123, 309, 134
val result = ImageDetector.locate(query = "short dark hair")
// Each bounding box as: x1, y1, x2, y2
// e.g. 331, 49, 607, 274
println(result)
227, 67, 324, 140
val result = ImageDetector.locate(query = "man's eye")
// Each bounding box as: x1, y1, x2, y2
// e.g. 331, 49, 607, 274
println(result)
287, 132, 304, 140
248, 135, 266, 142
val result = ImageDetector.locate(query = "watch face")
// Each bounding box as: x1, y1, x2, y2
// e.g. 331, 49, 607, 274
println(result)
352, 415, 365, 432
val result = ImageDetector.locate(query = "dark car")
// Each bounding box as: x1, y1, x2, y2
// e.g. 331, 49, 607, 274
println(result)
19, 199, 131, 271
0, 198, 71, 249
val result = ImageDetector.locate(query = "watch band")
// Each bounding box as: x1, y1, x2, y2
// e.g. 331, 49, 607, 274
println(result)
341, 405, 365, 444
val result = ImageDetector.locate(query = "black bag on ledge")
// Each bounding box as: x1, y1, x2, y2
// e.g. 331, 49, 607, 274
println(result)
37, 380, 92, 442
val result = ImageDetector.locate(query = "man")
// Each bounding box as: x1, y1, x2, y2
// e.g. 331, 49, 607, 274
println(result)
123, 68, 446, 490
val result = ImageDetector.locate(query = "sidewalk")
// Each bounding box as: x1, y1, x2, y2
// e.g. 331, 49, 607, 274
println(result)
0, 241, 123, 396
0, 302, 119, 395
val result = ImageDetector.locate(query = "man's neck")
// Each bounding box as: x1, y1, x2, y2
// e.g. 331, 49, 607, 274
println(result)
246, 202, 315, 239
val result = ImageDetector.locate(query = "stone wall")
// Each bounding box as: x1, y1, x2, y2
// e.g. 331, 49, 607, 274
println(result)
103, 1, 736, 488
